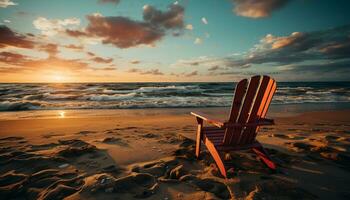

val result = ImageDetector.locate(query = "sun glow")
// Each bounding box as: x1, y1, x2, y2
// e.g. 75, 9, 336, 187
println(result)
45, 72, 73, 83
52, 74, 65, 82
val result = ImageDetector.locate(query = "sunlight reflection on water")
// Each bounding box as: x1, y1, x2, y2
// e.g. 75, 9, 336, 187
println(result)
58, 111, 65, 118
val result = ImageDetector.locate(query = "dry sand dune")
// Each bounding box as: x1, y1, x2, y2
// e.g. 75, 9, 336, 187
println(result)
0, 109, 349, 199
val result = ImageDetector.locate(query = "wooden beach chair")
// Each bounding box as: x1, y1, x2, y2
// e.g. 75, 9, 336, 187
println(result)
191, 75, 277, 178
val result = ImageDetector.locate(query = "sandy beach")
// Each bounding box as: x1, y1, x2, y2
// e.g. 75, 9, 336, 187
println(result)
0, 106, 349, 200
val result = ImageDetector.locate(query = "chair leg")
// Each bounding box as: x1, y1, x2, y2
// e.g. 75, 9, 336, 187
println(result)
195, 133, 201, 158
205, 139, 227, 178
252, 142, 276, 170
195, 118, 203, 158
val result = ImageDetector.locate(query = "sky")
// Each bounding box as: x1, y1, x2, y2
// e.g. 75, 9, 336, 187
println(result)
0, 0, 350, 82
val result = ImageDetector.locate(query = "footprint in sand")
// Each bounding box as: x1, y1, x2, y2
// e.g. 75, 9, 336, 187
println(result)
113, 126, 138, 131
0, 137, 128, 200
76, 130, 96, 135
141, 133, 159, 138
42, 132, 64, 139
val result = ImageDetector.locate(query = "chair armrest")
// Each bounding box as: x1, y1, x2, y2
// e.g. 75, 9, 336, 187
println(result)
190, 111, 225, 128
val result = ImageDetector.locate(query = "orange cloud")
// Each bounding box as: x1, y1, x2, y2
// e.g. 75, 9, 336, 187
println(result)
91, 56, 113, 64
64, 44, 84, 50
0, 51, 88, 73
262, 32, 304, 49
39, 43, 59, 56
233, 0, 290, 18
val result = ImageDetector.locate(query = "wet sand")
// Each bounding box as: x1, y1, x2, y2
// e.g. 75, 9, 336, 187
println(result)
0, 108, 349, 199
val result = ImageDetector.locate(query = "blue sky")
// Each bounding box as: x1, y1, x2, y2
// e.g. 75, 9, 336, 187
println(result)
0, 0, 350, 82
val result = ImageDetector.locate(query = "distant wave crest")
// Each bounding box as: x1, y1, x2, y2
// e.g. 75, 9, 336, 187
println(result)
0, 82, 349, 111
0, 101, 43, 111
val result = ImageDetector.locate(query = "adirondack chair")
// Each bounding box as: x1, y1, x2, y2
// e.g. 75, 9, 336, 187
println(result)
191, 75, 277, 178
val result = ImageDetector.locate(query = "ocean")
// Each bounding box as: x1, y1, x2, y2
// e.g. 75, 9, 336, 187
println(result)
0, 82, 350, 111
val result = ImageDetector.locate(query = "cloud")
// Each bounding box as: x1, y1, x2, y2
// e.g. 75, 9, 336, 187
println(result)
0, 51, 89, 73
201, 17, 208, 25
232, 0, 290, 18
86, 52, 96, 57
0, 51, 29, 66
141, 69, 164, 75
65, 29, 86, 37
128, 68, 164, 75
178, 25, 350, 70
185, 70, 198, 77
143, 4, 184, 29
171, 70, 199, 77
0, 26, 118, 76
174, 56, 245, 68
128, 68, 140, 73
0, 25, 35, 48
33, 17, 80, 36
174, 25, 350, 80
214, 70, 280, 77
0, 0, 17, 8
0, 26, 81, 57
274, 60, 350, 81
185, 24, 193, 30
280, 60, 350, 74
66, 3, 185, 48
85, 50, 113, 63
0, 50, 117, 75
98, 0, 120, 4
130, 60, 140, 64
208, 66, 221, 71
194, 37, 202, 44
100, 66, 117, 71
16, 11, 30, 16
238, 25, 350, 65
91, 56, 113, 64
81, 15, 163, 48
39, 43, 59, 57
64, 44, 84, 50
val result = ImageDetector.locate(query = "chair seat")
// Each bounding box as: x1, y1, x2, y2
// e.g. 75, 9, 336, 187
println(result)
202, 126, 260, 150
202, 126, 225, 145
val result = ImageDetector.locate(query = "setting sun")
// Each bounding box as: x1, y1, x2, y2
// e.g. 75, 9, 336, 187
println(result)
47, 72, 72, 83
52, 74, 64, 82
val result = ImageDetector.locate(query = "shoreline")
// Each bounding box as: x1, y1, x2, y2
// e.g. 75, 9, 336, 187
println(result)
1, 102, 350, 120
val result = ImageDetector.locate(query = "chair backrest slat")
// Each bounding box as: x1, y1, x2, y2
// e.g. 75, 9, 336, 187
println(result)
240, 76, 275, 144
248, 81, 277, 142
222, 75, 277, 146
260, 82, 276, 118
223, 76, 261, 145
223, 79, 248, 145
